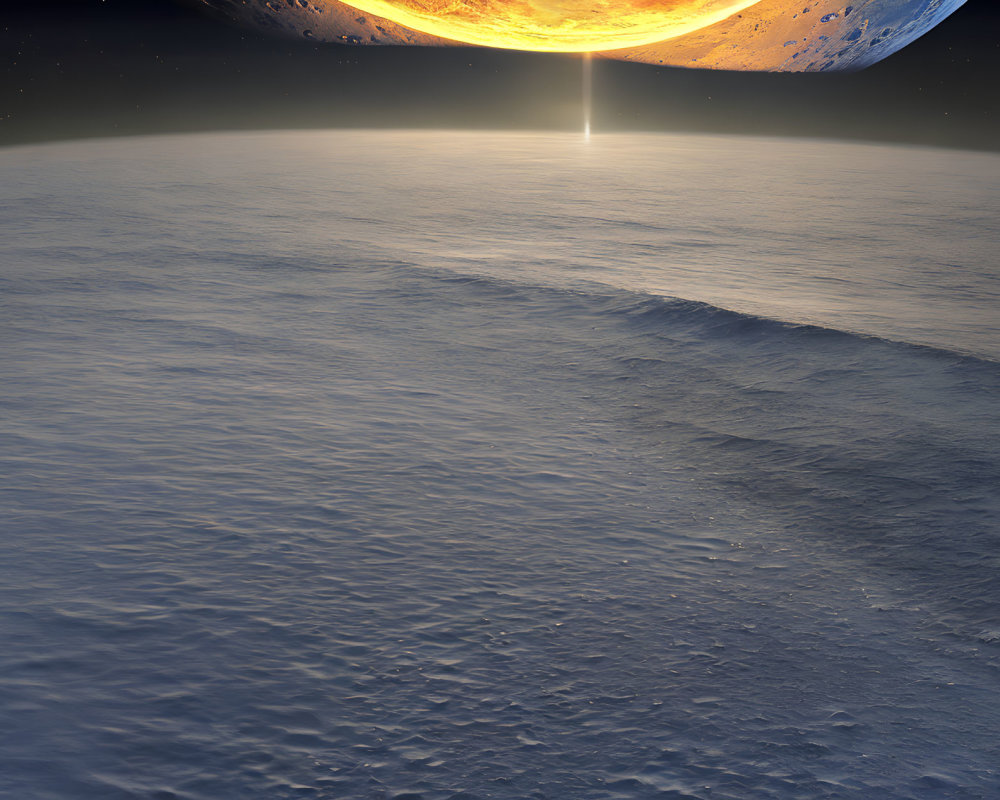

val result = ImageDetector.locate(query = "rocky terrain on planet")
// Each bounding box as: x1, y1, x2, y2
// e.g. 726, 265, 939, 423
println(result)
192, 0, 966, 70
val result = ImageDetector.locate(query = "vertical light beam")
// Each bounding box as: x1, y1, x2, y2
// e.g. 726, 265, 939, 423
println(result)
583, 52, 593, 141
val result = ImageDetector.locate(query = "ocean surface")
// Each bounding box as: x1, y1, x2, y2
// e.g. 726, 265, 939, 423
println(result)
1, 130, 999, 799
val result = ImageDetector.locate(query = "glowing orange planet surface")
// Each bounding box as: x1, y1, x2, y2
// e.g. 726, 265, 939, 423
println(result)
199, 0, 968, 71
331, 0, 762, 52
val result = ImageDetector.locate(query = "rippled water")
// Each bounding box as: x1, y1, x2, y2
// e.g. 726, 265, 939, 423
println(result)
1, 131, 999, 799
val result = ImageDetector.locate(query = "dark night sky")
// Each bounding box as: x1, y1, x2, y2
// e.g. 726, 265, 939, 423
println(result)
2, 0, 998, 149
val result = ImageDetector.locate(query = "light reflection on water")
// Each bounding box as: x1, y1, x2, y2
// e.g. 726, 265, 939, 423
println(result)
0, 131, 998, 799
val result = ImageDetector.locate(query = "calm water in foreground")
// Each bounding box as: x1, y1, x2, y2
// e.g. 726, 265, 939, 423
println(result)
1, 131, 999, 799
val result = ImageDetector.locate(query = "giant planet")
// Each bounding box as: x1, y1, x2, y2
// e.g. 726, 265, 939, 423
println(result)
193, 0, 967, 70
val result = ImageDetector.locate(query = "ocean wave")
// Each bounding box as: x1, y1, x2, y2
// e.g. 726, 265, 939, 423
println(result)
377, 266, 1000, 639
415, 266, 1000, 368
3, 131, 999, 799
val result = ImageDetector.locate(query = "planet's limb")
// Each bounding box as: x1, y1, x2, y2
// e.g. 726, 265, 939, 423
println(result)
188, 0, 457, 47
190, 0, 967, 71
600, 0, 969, 71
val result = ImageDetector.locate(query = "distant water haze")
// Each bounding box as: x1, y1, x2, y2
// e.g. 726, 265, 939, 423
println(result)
7, 130, 993, 359
1, 131, 998, 799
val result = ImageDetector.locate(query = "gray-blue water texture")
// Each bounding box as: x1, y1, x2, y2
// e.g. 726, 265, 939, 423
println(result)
1, 132, 999, 799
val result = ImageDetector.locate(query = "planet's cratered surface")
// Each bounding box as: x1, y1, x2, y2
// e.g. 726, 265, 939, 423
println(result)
194, 0, 966, 70
249, 0, 765, 53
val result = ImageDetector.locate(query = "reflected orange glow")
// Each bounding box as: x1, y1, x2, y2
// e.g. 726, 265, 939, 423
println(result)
334, 0, 764, 52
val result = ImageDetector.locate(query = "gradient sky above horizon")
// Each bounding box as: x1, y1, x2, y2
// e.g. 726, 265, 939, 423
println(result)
1, 0, 998, 150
